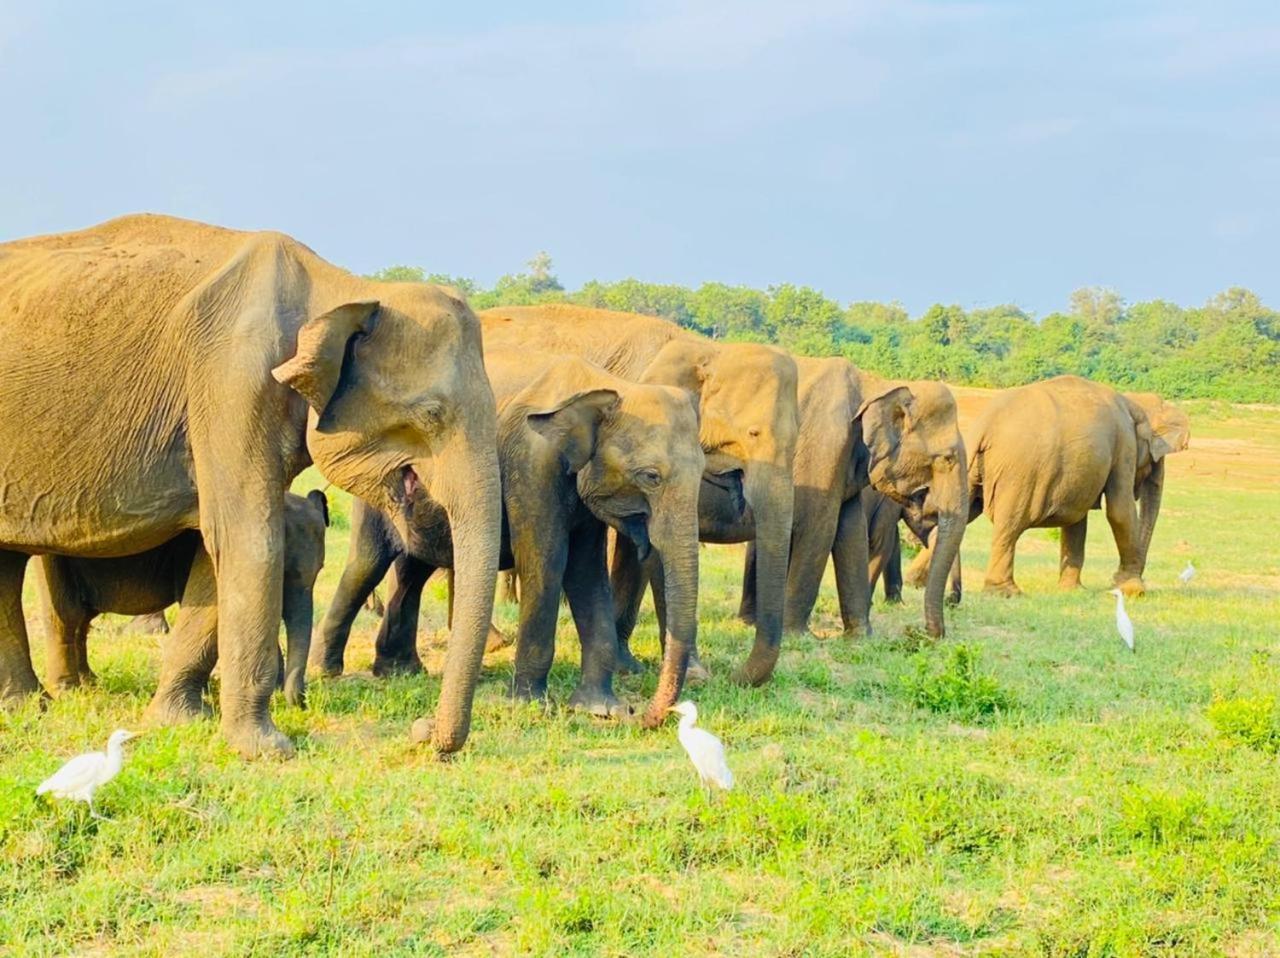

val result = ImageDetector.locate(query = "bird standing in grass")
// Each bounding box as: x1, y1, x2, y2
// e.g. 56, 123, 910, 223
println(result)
36, 729, 140, 820
1179, 561, 1196, 585
668, 701, 733, 798
1109, 589, 1135, 653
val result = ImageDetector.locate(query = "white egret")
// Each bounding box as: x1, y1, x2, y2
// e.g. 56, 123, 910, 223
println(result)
1109, 588, 1135, 653
1179, 561, 1195, 585
667, 701, 733, 798
36, 729, 140, 820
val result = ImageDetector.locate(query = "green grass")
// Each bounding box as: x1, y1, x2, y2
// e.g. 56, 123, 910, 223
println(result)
3, 405, 1280, 956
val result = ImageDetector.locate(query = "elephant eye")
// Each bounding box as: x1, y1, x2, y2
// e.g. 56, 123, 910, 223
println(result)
416, 400, 446, 429
634, 467, 663, 488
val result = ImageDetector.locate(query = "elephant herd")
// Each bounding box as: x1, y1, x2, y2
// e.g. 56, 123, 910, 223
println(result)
0, 215, 1189, 759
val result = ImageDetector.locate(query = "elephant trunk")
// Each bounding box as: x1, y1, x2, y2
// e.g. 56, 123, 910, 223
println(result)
924, 514, 963, 636
641, 493, 701, 727
281, 586, 313, 708
1135, 458, 1164, 576
734, 463, 795, 686
424, 442, 502, 754
922, 459, 968, 637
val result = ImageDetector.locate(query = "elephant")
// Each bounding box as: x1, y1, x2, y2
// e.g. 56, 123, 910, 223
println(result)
0, 214, 501, 757
316, 350, 711, 727
736, 361, 968, 640
480, 305, 799, 687
34, 491, 328, 708
903, 377, 1190, 597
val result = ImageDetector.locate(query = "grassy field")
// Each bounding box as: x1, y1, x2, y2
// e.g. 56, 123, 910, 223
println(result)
3, 401, 1279, 956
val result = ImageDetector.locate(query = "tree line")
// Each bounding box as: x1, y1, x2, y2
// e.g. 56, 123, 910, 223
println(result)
370, 259, 1280, 403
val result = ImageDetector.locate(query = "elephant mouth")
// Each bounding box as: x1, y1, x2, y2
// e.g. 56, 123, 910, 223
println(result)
614, 512, 652, 562
702, 468, 746, 518
391, 464, 422, 512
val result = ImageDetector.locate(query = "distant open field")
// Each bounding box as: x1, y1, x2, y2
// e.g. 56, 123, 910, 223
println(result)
2, 401, 1279, 956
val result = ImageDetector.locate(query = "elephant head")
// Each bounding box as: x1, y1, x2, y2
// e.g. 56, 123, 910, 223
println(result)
855, 380, 967, 637
1123, 392, 1191, 572
640, 339, 800, 685
272, 283, 501, 754
521, 359, 706, 724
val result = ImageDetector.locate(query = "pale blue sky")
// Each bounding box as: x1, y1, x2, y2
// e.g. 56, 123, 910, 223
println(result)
2, 1, 1276, 315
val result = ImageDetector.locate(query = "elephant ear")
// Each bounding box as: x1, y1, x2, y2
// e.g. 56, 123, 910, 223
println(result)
272, 301, 380, 412
854, 386, 915, 467
1150, 408, 1190, 460
527, 389, 621, 474
306, 489, 331, 528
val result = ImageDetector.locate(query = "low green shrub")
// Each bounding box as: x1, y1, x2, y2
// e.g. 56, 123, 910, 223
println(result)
1206, 696, 1280, 754
901, 644, 1014, 720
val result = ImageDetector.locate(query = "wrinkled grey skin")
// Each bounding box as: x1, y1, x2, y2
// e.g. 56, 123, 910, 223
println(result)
35, 492, 328, 709
901, 379, 1190, 597
480, 305, 800, 687
737, 361, 969, 640
0, 214, 500, 758
316, 351, 709, 727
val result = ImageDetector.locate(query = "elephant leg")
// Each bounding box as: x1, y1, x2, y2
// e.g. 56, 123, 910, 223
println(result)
947, 548, 962, 606
145, 549, 218, 725
737, 543, 757, 626
35, 557, 91, 691
131, 611, 170, 634
608, 534, 649, 675
499, 570, 519, 605
1059, 516, 1088, 590
563, 522, 628, 718
832, 495, 872, 637
511, 531, 569, 703
372, 555, 433, 677
883, 526, 905, 604
783, 497, 841, 636
314, 532, 395, 678
1104, 475, 1146, 596
982, 513, 1023, 596
0, 550, 43, 704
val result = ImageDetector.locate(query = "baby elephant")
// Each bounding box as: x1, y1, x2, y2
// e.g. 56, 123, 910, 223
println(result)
36, 491, 328, 708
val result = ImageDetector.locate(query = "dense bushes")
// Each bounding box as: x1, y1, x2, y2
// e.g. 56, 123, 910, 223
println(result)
370, 262, 1280, 403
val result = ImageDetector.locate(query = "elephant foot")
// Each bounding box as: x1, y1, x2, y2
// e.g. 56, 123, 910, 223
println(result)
221, 717, 295, 760
312, 647, 347, 679
615, 647, 647, 675
48, 672, 82, 693
371, 654, 424, 678
510, 676, 548, 704
884, 592, 904, 605
568, 685, 633, 719
1058, 575, 1083, 591
144, 685, 213, 725
841, 619, 872, 639
283, 677, 306, 709
738, 611, 757, 628
484, 624, 511, 654
686, 652, 711, 685
0, 680, 51, 709
945, 590, 962, 607
130, 612, 170, 634
982, 581, 1022, 598
1114, 575, 1146, 598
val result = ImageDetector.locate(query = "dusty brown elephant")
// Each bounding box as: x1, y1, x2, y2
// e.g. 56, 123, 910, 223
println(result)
480, 305, 799, 687
35, 491, 328, 708
0, 215, 501, 757
316, 351, 708, 726
905, 377, 1189, 596
738, 362, 968, 639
